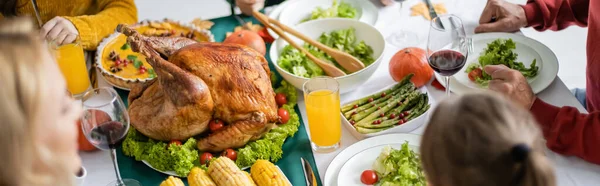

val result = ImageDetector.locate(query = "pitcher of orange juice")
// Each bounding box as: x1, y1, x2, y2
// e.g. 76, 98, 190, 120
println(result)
51, 40, 91, 98
303, 77, 341, 153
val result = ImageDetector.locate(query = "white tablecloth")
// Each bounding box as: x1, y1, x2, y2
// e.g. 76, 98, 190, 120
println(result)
81, 0, 600, 185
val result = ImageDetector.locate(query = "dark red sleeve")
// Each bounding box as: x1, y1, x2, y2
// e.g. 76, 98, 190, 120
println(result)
521, 0, 589, 31
530, 98, 600, 164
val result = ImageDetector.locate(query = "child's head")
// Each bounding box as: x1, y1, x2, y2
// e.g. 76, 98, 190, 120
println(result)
420, 92, 555, 186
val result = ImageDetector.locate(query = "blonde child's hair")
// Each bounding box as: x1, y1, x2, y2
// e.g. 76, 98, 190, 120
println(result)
0, 17, 74, 186
420, 92, 555, 186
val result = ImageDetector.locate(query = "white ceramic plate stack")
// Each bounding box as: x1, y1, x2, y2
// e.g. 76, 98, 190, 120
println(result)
267, 0, 379, 39
436, 33, 559, 94
324, 133, 422, 186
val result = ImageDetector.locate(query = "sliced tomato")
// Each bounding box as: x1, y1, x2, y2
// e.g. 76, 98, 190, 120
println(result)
360, 170, 378, 185
221, 149, 237, 161
275, 93, 288, 107
468, 68, 483, 82
209, 119, 224, 132
278, 108, 290, 124
200, 152, 213, 166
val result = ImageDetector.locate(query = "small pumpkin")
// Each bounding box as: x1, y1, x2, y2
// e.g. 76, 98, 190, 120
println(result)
223, 30, 266, 56
389, 47, 434, 87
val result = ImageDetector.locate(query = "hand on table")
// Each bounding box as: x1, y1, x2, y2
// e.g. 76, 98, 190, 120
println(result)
484, 65, 536, 109
237, 0, 265, 16
41, 16, 79, 45
475, 0, 528, 33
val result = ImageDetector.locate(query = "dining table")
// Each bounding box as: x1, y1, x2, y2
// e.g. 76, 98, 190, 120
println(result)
80, 0, 600, 185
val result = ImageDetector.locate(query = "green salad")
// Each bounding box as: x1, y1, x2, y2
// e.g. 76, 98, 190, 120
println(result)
466, 38, 539, 86
278, 28, 375, 78
302, 0, 357, 23
122, 80, 300, 176
372, 142, 426, 186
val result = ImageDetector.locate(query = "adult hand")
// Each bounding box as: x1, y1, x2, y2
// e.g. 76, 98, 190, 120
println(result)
475, 0, 528, 33
237, 0, 265, 16
41, 16, 79, 45
484, 65, 536, 109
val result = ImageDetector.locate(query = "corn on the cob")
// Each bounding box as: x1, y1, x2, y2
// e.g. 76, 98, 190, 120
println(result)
251, 160, 291, 186
159, 176, 185, 186
208, 157, 254, 186
244, 171, 257, 186
188, 167, 217, 186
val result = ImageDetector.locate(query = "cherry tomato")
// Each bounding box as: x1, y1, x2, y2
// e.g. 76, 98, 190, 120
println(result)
200, 152, 213, 165
209, 119, 224, 132
278, 108, 290, 124
169, 140, 182, 146
361, 170, 378, 185
275, 93, 288, 107
221, 149, 237, 161
468, 68, 483, 82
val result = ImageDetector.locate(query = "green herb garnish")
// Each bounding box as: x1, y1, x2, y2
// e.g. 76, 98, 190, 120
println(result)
127, 55, 138, 61
133, 60, 143, 68
148, 69, 157, 78
121, 43, 130, 50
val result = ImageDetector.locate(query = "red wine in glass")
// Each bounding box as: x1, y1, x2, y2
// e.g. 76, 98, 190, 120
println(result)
428, 50, 466, 76
89, 120, 127, 150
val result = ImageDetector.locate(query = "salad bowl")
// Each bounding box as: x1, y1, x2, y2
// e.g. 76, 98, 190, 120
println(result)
269, 18, 385, 94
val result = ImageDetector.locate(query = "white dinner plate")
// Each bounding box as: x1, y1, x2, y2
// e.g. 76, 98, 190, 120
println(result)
435, 33, 559, 94
324, 133, 422, 186
142, 160, 181, 177
278, 0, 378, 27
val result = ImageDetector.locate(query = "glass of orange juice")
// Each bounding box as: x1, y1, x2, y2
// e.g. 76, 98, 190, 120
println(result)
303, 77, 341, 153
50, 40, 91, 98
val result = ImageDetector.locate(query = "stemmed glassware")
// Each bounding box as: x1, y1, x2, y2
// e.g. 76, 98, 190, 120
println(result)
426, 15, 469, 96
81, 87, 141, 186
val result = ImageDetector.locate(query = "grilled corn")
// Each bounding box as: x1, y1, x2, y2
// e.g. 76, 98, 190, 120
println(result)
208, 157, 254, 186
188, 167, 217, 186
159, 176, 185, 186
250, 160, 291, 186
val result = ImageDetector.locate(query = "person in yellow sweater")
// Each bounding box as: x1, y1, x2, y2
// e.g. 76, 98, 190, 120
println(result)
0, 0, 137, 50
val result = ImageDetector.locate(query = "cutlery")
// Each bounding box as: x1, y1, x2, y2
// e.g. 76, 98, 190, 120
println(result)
252, 11, 347, 77
301, 157, 317, 186
30, 0, 43, 28
253, 11, 365, 74
424, 0, 444, 29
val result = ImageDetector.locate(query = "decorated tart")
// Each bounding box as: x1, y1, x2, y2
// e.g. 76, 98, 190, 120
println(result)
96, 19, 215, 90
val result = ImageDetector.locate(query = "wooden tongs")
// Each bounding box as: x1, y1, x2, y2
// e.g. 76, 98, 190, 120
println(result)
252, 11, 365, 77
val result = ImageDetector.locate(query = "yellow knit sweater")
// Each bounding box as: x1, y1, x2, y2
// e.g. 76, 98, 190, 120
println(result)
0, 0, 138, 50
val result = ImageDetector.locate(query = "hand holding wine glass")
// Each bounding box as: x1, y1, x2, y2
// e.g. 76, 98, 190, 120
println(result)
427, 15, 469, 96
81, 87, 141, 186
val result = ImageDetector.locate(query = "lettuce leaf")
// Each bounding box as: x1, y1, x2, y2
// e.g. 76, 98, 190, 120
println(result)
302, 0, 357, 22
476, 38, 538, 86
372, 142, 425, 186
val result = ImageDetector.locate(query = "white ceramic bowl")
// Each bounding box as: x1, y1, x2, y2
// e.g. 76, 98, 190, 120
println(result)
341, 85, 434, 140
269, 18, 385, 94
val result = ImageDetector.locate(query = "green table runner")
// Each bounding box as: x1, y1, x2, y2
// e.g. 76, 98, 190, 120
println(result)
116, 15, 322, 186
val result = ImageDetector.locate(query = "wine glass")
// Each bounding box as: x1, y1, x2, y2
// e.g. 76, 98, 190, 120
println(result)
387, 0, 419, 48
426, 14, 469, 96
81, 87, 141, 186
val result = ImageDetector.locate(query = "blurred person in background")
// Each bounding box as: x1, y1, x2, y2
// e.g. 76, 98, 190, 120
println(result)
474, 0, 600, 165
0, 18, 82, 186
0, 0, 137, 50
422, 92, 556, 186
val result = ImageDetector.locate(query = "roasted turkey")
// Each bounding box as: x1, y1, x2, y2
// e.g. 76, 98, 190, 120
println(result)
117, 25, 279, 152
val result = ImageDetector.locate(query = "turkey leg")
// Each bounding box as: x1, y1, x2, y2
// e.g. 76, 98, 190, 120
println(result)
117, 24, 197, 57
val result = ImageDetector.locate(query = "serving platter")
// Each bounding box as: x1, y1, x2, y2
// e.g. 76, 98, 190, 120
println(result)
435, 32, 559, 94
324, 133, 422, 186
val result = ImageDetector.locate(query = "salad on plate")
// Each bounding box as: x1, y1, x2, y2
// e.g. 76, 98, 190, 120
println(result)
302, 0, 357, 23
466, 38, 539, 87
360, 142, 426, 186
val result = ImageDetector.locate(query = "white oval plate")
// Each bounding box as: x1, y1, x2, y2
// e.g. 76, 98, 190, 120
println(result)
324, 133, 422, 186
278, 0, 378, 27
267, 0, 299, 39
142, 160, 182, 177
435, 33, 559, 94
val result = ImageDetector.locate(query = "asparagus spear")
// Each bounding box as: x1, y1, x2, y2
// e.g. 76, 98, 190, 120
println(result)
350, 90, 413, 122
354, 92, 420, 128
356, 126, 393, 134
353, 94, 411, 127
343, 83, 413, 118
406, 95, 430, 121
358, 94, 425, 129
341, 74, 414, 112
